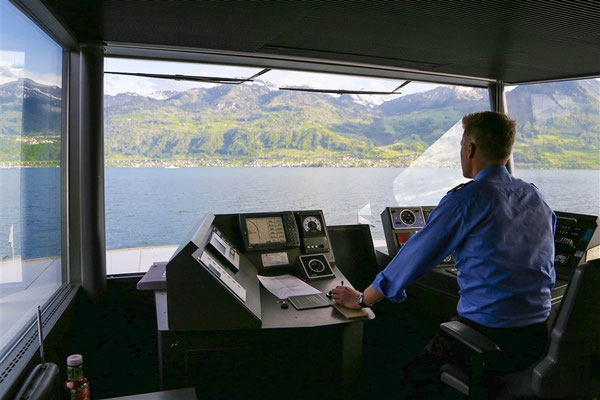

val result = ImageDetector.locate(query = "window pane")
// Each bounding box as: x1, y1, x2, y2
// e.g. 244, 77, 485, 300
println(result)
506, 79, 600, 216
104, 59, 489, 274
0, 0, 63, 352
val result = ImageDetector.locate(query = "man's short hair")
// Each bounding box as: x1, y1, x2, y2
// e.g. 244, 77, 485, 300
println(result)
462, 111, 516, 163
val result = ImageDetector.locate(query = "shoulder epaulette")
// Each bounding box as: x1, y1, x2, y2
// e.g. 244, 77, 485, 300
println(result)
530, 182, 539, 189
447, 180, 473, 194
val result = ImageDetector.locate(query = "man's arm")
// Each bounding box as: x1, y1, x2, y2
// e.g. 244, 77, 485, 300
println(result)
372, 195, 469, 301
332, 193, 473, 308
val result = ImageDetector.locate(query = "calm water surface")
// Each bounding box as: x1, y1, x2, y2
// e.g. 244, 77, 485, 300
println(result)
103, 167, 599, 250
1, 167, 598, 258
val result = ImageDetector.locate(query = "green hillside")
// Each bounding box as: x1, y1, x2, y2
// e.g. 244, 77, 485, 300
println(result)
1, 78, 598, 168
104, 81, 598, 168
508, 80, 600, 168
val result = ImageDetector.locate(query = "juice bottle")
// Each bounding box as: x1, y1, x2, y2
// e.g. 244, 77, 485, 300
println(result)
63, 354, 91, 400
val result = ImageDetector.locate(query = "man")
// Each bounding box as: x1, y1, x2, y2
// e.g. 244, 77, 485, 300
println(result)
332, 111, 556, 389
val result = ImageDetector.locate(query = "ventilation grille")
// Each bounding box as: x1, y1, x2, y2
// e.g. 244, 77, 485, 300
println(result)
0, 331, 37, 384
0, 284, 76, 387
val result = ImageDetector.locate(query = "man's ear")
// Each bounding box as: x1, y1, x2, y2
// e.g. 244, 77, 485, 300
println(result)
466, 141, 476, 159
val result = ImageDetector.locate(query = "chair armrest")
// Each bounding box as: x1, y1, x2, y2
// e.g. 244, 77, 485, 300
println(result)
440, 321, 500, 354
440, 363, 470, 396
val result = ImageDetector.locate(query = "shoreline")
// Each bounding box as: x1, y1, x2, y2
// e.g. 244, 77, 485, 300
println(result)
1, 162, 598, 170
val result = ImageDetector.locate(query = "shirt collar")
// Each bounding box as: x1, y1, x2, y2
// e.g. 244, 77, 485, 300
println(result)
473, 164, 510, 182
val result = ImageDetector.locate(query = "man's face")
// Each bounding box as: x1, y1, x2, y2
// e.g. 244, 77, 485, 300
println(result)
460, 134, 472, 178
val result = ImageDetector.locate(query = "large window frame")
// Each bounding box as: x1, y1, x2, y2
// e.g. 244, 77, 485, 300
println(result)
0, 1, 77, 398
101, 57, 493, 274
505, 78, 600, 217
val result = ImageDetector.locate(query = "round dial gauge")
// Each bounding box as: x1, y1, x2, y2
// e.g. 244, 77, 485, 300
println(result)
302, 216, 322, 233
400, 210, 416, 225
308, 259, 325, 273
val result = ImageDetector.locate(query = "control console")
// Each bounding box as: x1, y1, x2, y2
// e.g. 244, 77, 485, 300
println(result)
381, 206, 454, 264
554, 211, 599, 279
381, 207, 599, 281
238, 210, 335, 279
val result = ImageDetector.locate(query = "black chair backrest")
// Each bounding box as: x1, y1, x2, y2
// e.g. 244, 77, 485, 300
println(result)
532, 259, 600, 397
555, 259, 600, 342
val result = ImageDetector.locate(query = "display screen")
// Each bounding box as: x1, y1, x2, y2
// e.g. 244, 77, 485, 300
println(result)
246, 217, 287, 245
213, 238, 226, 254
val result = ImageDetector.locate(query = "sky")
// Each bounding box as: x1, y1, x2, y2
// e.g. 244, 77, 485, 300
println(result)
103, 57, 441, 98
0, 0, 62, 86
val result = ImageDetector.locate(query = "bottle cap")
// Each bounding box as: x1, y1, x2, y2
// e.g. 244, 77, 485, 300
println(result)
67, 354, 83, 366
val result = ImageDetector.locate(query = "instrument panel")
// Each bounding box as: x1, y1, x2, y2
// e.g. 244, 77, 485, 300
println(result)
295, 210, 330, 254
553, 211, 599, 278
382, 207, 599, 279
237, 210, 334, 278
389, 207, 427, 229
382, 205, 453, 264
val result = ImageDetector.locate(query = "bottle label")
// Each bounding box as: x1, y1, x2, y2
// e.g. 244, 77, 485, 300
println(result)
70, 385, 90, 400
67, 365, 83, 380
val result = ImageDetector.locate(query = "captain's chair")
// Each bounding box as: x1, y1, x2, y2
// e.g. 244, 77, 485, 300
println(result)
438, 259, 600, 399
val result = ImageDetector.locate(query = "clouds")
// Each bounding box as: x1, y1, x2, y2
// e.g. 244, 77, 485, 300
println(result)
104, 73, 207, 96
0, 64, 22, 85
0, 51, 24, 85
0, 51, 61, 87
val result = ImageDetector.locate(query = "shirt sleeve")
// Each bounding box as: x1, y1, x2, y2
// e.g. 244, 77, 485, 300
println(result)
372, 193, 471, 302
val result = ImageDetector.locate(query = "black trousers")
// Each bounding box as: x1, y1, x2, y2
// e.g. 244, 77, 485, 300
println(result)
401, 316, 548, 398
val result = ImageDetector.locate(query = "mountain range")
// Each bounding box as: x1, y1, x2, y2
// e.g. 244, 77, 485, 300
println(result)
1, 77, 598, 168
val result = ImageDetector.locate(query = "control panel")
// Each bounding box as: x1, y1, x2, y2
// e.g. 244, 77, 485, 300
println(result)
207, 226, 240, 272
237, 210, 335, 279
295, 210, 330, 254
381, 206, 454, 264
164, 209, 365, 331
381, 207, 599, 280
554, 211, 599, 279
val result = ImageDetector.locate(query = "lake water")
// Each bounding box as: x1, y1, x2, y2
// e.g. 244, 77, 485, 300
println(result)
1, 167, 599, 258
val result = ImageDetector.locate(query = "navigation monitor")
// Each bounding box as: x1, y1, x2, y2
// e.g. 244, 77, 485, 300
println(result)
239, 211, 301, 251
246, 216, 287, 245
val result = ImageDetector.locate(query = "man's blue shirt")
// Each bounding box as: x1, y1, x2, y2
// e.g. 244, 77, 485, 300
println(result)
373, 165, 556, 328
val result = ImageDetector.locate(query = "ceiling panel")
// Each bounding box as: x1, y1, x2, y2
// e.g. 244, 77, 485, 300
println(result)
40, 0, 600, 84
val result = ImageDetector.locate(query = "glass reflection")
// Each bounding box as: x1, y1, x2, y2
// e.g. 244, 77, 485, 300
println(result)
0, 0, 63, 353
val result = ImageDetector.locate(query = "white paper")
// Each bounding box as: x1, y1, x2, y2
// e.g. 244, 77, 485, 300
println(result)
257, 274, 320, 300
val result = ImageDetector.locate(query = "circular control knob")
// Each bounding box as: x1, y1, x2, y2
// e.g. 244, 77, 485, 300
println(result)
400, 209, 416, 225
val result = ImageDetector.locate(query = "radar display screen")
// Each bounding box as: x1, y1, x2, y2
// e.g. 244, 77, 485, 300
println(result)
246, 216, 287, 245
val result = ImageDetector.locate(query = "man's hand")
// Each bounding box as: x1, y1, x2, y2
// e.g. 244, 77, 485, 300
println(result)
331, 285, 362, 309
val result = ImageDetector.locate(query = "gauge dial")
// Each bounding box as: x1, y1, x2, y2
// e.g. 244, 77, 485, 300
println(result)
308, 259, 325, 273
400, 210, 416, 225
302, 216, 322, 233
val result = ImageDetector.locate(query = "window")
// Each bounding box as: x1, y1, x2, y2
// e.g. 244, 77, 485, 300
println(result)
104, 58, 493, 274
0, 0, 64, 354
506, 79, 600, 216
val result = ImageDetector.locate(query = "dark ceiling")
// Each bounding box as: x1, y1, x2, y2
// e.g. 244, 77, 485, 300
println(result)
41, 0, 600, 84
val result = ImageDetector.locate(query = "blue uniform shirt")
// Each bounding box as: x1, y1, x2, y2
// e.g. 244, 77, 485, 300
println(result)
373, 165, 556, 328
